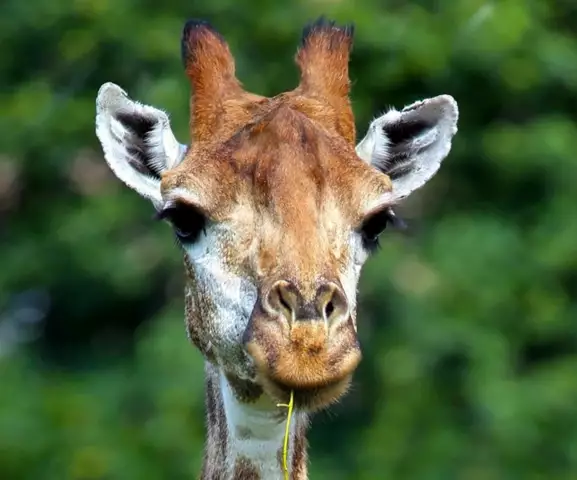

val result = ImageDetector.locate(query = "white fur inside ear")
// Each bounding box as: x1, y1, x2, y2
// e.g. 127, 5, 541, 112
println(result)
95, 82, 187, 206
355, 111, 392, 167
356, 95, 459, 204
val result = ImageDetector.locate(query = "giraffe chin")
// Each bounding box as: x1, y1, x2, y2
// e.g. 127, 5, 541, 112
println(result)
244, 320, 362, 412
265, 374, 354, 412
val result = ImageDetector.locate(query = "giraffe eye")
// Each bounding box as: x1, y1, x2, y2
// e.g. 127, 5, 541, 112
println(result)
156, 203, 207, 243
359, 207, 406, 252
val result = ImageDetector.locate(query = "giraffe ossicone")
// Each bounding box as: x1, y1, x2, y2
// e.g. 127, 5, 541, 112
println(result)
95, 16, 459, 480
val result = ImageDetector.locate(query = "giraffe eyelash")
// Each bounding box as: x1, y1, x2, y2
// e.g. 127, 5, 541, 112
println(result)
155, 203, 207, 243
358, 207, 407, 253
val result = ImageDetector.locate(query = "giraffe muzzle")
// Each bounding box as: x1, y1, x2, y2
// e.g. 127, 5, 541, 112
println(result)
243, 280, 362, 411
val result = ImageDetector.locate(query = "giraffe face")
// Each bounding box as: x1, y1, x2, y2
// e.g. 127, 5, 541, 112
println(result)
158, 103, 397, 410
95, 19, 458, 412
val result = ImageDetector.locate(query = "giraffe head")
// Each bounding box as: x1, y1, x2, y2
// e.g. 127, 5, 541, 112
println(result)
95, 18, 458, 411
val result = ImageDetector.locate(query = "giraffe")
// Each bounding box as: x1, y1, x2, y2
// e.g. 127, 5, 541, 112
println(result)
95, 17, 458, 479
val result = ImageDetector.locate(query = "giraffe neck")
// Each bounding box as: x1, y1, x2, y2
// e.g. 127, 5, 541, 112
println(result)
201, 362, 309, 479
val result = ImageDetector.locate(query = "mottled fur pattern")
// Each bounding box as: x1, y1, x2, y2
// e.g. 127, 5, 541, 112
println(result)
95, 15, 458, 480
201, 363, 309, 479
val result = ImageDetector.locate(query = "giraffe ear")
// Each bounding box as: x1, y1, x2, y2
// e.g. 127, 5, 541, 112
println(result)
356, 95, 458, 203
95, 82, 187, 207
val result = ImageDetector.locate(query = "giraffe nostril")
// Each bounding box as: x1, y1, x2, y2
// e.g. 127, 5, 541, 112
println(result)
278, 288, 294, 314
265, 281, 348, 325
266, 280, 301, 322
315, 283, 348, 325
324, 300, 335, 319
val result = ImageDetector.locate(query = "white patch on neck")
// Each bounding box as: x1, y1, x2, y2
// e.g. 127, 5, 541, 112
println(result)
220, 372, 297, 479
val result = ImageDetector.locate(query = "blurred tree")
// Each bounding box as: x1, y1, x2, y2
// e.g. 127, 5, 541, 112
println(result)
1, 0, 577, 478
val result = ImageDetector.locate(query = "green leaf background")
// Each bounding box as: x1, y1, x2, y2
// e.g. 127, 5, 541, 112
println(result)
1, 0, 576, 478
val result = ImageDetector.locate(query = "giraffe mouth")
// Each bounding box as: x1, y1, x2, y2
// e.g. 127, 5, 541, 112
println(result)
266, 375, 354, 411
244, 308, 362, 411
245, 324, 362, 411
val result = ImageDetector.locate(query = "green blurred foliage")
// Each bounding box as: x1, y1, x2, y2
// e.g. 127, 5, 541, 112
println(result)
1, 0, 577, 478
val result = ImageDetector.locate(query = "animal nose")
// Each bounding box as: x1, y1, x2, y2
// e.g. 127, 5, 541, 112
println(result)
265, 280, 348, 325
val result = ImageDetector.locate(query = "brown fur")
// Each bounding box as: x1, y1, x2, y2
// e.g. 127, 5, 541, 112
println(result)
294, 19, 356, 144
276, 416, 309, 480
225, 373, 263, 404
170, 18, 393, 478
290, 418, 309, 480
202, 364, 228, 480
233, 457, 261, 480
181, 20, 265, 143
